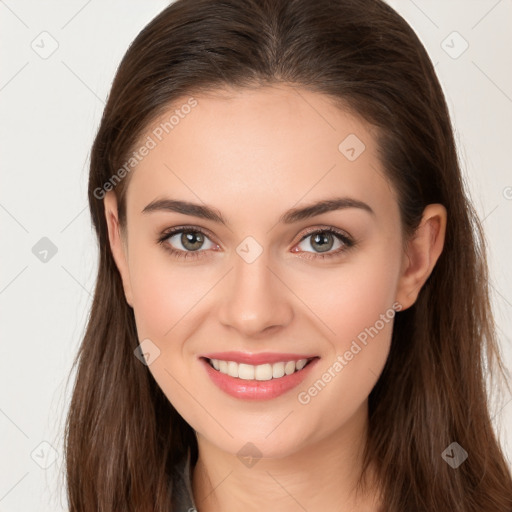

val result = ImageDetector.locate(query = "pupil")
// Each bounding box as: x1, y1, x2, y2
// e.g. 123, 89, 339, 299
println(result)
182, 231, 204, 251
312, 232, 333, 253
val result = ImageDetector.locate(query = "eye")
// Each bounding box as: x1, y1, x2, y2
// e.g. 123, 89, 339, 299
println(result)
158, 227, 218, 260
157, 225, 355, 261
293, 227, 355, 260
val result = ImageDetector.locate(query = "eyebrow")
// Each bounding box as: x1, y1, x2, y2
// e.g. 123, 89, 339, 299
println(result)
141, 196, 375, 226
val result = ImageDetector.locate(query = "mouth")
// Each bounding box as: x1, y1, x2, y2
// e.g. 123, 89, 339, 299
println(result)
199, 355, 320, 400
203, 356, 318, 381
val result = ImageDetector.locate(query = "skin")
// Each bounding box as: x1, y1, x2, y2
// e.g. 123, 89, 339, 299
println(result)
104, 84, 447, 511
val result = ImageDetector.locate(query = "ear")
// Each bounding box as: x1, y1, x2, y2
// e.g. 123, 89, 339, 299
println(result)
395, 203, 447, 311
104, 191, 134, 307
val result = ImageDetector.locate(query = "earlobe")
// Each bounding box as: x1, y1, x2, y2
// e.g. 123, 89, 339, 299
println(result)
395, 203, 447, 310
104, 191, 134, 307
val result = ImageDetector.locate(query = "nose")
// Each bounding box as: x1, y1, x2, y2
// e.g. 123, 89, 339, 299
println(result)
217, 250, 294, 337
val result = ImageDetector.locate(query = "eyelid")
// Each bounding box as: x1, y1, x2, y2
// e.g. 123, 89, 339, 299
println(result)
158, 224, 353, 243
296, 224, 353, 243
158, 225, 219, 245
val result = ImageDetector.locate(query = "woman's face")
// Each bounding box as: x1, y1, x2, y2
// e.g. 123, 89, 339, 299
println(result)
105, 84, 421, 459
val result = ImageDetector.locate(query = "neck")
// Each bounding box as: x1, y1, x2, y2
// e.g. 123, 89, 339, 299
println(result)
191, 401, 383, 512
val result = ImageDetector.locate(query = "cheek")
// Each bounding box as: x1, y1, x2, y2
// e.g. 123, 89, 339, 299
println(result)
288, 245, 402, 347
290, 246, 401, 410
127, 250, 204, 416
331, 264, 398, 343
131, 277, 174, 339
127, 245, 205, 339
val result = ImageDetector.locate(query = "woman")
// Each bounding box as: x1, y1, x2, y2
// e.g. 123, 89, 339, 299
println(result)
64, 0, 512, 510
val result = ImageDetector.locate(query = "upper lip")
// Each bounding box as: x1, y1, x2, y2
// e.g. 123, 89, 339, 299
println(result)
200, 351, 319, 365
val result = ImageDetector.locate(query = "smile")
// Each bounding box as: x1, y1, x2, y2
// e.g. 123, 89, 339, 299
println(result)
200, 355, 320, 400
207, 357, 314, 380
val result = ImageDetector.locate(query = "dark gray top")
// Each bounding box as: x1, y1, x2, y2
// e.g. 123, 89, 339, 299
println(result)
171, 449, 198, 512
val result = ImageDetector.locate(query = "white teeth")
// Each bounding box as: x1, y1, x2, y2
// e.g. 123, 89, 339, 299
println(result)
238, 363, 254, 380
254, 363, 273, 381
227, 361, 238, 378
208, 358, 310, 380
296, 359, 307, 370
272, 362, 285, 378
284, 361, 296, 375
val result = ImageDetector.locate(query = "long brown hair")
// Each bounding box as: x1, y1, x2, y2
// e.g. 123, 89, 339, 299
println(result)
64, 0, 512, 510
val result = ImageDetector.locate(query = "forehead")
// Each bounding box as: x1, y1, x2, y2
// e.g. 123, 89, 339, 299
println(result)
125, 84, 398, 222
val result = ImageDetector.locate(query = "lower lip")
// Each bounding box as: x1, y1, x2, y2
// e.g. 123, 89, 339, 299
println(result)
200, 357, 320, 400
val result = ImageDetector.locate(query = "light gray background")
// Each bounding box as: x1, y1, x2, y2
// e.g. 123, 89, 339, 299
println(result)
1, 1, 511, 510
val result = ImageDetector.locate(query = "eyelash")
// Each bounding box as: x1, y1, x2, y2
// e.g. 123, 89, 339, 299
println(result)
157, 225, 356, 261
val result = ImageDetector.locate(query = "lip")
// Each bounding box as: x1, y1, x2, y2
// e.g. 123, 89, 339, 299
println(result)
200, 355, 320, 401
200, 351, 318, 365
